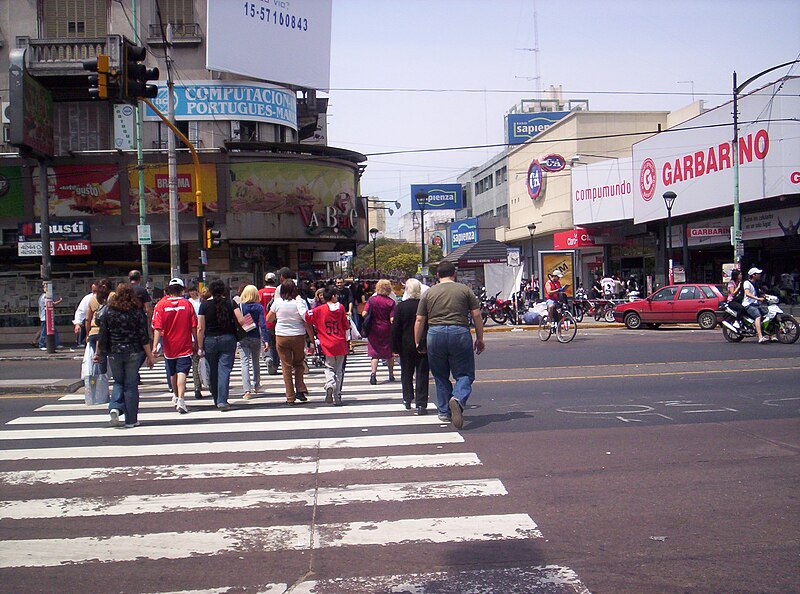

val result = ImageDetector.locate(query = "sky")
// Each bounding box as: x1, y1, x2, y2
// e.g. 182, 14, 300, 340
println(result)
325, 0, 800, 224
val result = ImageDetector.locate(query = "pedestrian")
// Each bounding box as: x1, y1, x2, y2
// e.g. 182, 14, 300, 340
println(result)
392, 278, 429, 415
72, 283, 96, 348
237, 284, 268, 400
305, 286, 349, 405
258, 272, 280, 375
38, 282, 63, 350
197, 279, 244, 411
152, 278, 197, 414
267, 279, 314, 405
84, 279, 112, 405
414, 261, 485, 428
351, 278, 366, 331
128, 270, 152, 316
187, 284, 205, 399
365, 279, 397, 385
95, 283, 155, 428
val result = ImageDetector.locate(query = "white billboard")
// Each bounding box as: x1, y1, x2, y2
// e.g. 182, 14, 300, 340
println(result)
572, 157, 634, 225
633, 77, 800, 223
206, 0, 332, 91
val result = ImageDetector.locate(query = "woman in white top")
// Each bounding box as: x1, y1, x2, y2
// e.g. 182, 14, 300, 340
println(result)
266, 280, 314, 404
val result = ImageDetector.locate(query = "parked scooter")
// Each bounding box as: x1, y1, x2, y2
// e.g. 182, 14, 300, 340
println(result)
720, 295, 799, 343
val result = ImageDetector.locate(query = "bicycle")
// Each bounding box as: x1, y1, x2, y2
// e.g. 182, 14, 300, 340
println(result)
538, 300, 578, 343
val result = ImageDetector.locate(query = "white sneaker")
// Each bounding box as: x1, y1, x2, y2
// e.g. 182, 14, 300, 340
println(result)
109, 409, 122, 427
176, 399, 188, 414
171, 394, 178, 406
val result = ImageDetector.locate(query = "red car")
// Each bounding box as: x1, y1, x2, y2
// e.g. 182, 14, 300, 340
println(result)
613, 284, 725, 330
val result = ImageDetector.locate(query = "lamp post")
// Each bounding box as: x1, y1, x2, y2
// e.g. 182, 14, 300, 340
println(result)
527, 222, 537, 283
663, 191, 677, 284
415, 189, 429, 271
369, 227, 379, 272
731, 60, 798, 269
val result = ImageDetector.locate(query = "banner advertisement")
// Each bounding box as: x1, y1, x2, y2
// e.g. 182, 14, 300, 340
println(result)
633, 78, 800, 223
207, 0, 332, 91
553, 228, 596, 250
144, 82, 297, 129
129, 163, 218, 215
506, 111, 570, 145
539, 250, 575, 298
410, 184, 464, 210
572, 157, 634, 225
0, 166, 25, 217
450, 217, 479, 250
33, 165, 120, 216
17, 219, 91, 257
228, 162, 357, 236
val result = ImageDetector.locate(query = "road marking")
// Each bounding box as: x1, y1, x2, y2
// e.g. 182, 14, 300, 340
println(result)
763, 397, 800, 407
0, 432, 463, 461
0, 513, 541, 568
0, 452, 482, 485
558, 405, 654, 415
477, 366, 800, 384
0, 478, 507, 519
681, 407, 738, 414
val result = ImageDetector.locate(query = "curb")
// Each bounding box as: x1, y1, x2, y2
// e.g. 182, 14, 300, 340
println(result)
0, 378, 84, 395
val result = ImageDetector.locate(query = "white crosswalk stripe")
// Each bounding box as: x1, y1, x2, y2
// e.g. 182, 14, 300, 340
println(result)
0, 352, 589, 593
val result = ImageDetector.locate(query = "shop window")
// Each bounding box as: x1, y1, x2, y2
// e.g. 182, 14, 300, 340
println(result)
155, 121, 195, 148
231, 121, 258, 142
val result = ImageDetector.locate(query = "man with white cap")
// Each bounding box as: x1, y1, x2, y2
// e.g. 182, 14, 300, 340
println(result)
544, 270, 567, 327
743, 267, 769, 343
152, 278, 198, 412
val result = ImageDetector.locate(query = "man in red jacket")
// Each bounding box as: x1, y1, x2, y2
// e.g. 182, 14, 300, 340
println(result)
258, 272, 279, 375
305, 286, 349, 405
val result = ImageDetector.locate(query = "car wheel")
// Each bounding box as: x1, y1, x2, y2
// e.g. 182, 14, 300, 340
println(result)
698, 311, 717, 330
624, 312, 642, 329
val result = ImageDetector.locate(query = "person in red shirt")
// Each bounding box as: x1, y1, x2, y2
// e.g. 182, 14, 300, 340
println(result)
544, 270, 567, 326
258, 272, 279, 375
305, 286, 349, 405
152, 278, 197, 414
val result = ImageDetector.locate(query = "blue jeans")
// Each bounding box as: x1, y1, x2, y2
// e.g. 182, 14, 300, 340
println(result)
87, 334, 107, 374
426, 325, 475, 416
38, 321, 61, 348
238, 336, 262, 393
204, 334, 237, 406
108, 350, 145, 425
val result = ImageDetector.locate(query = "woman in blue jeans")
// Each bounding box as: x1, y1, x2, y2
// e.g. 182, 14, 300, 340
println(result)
197, 279, 244, 411
95, 283, 155, 428
236, 284, 268, 399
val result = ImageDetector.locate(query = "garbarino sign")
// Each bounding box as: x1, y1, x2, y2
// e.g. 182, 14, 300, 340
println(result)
506, 112, 570, 145
410, 184, 464, 210
145, 81, 297, 129
633, 77, 800, 223
572, 157, 634, 225
450, 218, 479, 250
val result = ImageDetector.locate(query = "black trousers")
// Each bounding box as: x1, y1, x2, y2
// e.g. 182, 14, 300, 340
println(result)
399, 347, 430, 408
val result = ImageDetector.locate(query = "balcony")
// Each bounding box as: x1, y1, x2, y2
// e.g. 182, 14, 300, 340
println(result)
16, 35, 121, 78
147, 23, 203, 46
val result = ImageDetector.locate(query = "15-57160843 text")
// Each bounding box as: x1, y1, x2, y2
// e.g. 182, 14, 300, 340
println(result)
243, 2, 310, 31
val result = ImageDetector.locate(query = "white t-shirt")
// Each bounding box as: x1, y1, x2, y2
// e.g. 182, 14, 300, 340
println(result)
270, 295, 309, 337
742, 280, 759, 307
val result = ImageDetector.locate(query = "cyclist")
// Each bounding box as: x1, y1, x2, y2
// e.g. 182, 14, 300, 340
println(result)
545, 270, 567, 328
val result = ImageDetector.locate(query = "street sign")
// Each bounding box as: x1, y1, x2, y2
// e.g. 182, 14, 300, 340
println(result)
137, 224, 152, 245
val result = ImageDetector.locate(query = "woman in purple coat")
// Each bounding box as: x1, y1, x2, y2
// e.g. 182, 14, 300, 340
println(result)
365, 279, 397, 385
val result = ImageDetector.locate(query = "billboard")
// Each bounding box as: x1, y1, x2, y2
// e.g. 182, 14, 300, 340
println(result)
129, 163, 218, 214
633, 77, 800, 223
539, 250, 575, 298
506, 111, 570, 145
410, 184, 464, 210
33, 165, 121, 216
207, 0, 333, 91
17, 220, 91, 257
0, 166, 25, 217
8, 49, 54, 159
450, 217, 478, 250
144, 82, 297, 129
572, 157, 634, 225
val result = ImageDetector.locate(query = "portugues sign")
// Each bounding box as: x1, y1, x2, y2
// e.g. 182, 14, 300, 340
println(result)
144, 81, 297, 129
410, 184, 464, 210
506, 111, 570, 145
450, 217, 478, 250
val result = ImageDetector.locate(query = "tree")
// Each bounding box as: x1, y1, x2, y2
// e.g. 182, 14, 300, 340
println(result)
352, 238, 422, 277
385, 253, 421, 278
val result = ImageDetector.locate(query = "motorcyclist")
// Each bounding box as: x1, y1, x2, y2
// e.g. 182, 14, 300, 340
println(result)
743, 267, 769, 343
722, 269, 745, 331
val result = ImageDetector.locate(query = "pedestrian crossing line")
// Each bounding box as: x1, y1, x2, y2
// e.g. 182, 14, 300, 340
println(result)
0, 478, 507, 519
0, 414, 446, 442
0, 452, 482, 485
0, 432, 464, 461
0, 513, 542, 568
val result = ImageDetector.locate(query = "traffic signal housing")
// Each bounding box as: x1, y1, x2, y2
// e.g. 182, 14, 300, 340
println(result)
83, 54, 110, 100
122, 41, 159, 102
205, 219, 221, 249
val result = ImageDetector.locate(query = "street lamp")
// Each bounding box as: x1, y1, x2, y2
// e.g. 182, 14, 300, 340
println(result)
663, 191, 676, 285
527, 223, 537, 282
731, 60, 798, 269
369, 227, 379, 272
415, 189, 429, 270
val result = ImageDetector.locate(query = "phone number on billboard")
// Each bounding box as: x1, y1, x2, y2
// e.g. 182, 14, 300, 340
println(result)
243, 3, 309, 31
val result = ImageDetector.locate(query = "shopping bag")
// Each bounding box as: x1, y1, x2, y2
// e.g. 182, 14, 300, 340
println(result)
349, 316, 362, 341
199, 356, 212, 387
85, 363, 110, 406
81, 343, 94, 378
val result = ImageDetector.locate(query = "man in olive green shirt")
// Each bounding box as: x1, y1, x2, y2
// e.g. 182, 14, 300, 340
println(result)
414, 260, 485, 428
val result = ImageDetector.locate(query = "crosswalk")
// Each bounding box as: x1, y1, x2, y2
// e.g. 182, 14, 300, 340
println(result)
0, 351, 590, 593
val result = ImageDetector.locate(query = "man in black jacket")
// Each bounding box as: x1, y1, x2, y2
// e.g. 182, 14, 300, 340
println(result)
391, 278, 429, 415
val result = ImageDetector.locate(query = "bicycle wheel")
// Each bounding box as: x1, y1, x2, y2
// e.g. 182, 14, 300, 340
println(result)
573, 302, 585, 323
538, 315, 552, 341
556, 311, 577, 343
604, 304, 616, 323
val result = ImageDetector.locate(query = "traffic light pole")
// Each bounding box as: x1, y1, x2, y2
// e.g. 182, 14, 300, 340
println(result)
165, 25, 181, 280
132, 0, 149, 284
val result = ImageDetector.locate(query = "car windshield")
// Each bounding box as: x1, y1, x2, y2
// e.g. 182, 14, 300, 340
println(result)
652, 287, 678, 301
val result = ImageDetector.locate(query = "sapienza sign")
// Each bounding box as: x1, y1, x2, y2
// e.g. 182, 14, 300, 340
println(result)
633, 77, 800, 223
410, 184, 464, 210
506, 112, 570, 145
450, 217, 478, 250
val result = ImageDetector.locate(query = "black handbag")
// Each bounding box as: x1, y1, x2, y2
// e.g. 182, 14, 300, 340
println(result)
361, 299, 374, 338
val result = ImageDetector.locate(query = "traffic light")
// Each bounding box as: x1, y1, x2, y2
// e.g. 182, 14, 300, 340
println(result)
122, 42, 159, 102
83, 54, 110, 100
205, 219, 221, 249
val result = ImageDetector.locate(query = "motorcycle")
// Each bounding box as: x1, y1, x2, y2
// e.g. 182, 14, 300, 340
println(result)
720, 295, 799, 343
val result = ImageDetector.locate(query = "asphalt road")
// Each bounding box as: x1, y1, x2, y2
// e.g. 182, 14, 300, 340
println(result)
0, 327, 797, 593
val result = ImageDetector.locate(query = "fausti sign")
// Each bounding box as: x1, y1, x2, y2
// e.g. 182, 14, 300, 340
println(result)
633, 77, 799, 224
